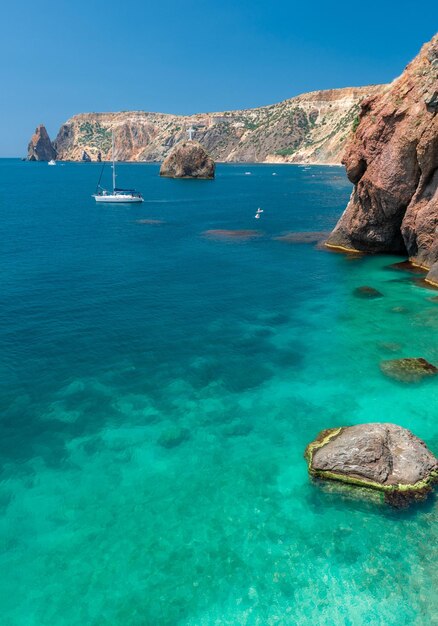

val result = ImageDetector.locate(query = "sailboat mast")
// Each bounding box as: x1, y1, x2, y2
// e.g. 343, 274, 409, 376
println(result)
112, 131, 116, 193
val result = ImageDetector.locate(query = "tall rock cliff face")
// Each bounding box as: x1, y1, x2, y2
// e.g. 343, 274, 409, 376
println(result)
27, 125, 57, 161
52, 86, 382, 165
327, 35, 438, 284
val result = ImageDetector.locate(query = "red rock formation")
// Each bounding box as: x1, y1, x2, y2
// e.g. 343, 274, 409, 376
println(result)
27, 125, 56, 161
326, 34, 438, 285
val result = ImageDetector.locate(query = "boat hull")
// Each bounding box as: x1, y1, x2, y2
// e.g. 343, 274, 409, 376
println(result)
94, 194, 144, 203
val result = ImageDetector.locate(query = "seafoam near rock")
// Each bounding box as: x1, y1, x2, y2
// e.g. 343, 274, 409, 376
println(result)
305, 423, 438, 506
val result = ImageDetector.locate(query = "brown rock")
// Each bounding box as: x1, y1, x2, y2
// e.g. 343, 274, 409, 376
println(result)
326, 34, 438, 286
159, 140, 215, 179
305, 423, 438, 506
202, 229, 262, 240
353, 286, 384, 299
27, 125, 56, 161
380, 357, 438, 382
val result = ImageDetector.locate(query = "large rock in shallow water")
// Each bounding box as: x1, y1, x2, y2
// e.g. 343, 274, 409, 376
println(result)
326, 34, 438, 285
305, 424, 438, 506
160, 140, 215, 179
27, 124, 56, 161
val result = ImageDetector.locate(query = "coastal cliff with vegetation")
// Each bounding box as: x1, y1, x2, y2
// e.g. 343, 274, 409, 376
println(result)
327, 34, 438, 284
30, 86, 382, 165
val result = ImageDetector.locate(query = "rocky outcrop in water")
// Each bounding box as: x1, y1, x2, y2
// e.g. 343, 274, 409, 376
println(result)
27, 125, 56, 161
326, 34, 438, 285
305, 423, 438, 506
380, 357, 438, 382
160, 140, 215, 179
50, 86, 382, 165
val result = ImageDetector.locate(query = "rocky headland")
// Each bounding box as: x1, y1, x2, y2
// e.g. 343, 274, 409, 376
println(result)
326, 34, 438, 285
305, 423, 438, 507
28, 85, 382, 165
160, 140, 215, 178
27, 125, 57, 161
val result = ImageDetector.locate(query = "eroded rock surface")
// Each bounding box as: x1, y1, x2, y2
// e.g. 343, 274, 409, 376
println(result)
160, 140, 215, 178
50, 86, 382, 165
326, 34, 438, 285
27, 125, 56, 161
306, 423, 438, 505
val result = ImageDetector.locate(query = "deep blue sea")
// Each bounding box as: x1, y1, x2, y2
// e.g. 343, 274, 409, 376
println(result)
1, 159, 437, 625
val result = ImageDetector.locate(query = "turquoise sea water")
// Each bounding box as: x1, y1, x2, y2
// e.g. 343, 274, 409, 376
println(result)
0, 159, 437, 625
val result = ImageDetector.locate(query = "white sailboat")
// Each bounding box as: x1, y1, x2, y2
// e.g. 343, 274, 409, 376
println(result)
93, 132, 143, 203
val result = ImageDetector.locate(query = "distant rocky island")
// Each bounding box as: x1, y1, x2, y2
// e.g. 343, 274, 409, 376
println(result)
327, 33, 438, 286
27, 85, 382, 165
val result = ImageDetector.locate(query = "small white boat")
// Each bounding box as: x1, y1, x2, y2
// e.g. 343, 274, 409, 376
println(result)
93, 132, 143, 203
254, 207, 263, 219
244, 171, 252, 175
48, 159, 56, 166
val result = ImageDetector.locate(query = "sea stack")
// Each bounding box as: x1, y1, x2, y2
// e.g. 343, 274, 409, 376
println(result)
326, 34, 438, 285
160, 140, 215, 179
305, 423, 438, 507
27, 124, 57, 161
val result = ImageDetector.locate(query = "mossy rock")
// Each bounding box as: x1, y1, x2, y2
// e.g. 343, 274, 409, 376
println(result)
305, 423, 438, 507
380, 357, 438, 383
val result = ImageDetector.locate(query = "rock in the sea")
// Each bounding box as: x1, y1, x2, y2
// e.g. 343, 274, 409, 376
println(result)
81, 150, 92, 162
326, 34, 438, 286
160, 140, 215, 179
353, 286, 384, 299
157, 425, 190, 449
27, 124, 56, 161
380, 357, 438, 382
305, 423, 438, 506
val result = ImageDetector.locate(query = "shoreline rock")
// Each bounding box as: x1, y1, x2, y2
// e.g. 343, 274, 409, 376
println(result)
326, 34, 438, 285
305, 423, 438, 507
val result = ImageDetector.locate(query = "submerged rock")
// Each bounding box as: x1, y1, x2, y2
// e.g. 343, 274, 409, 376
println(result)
202, 229, 263, 240
274, 231, 329, 244
380, 357, 438, 383
353, 286, 384, 299
305, 424, 438, 507
160, 140, 215, 179
27, 124, 56, 161
157, 426, 190, 449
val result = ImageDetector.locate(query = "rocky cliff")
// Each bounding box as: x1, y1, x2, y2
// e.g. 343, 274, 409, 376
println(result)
27, 125, 57, 161
327, 34, 438, 284
160, 140, 215, 178
51, 86, 382, 165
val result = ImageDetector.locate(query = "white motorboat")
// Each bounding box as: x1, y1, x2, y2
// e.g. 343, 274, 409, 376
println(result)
93, 132, 143, 203
48, 159, 56, 166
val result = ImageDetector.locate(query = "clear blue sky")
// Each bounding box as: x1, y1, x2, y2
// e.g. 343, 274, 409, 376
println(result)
1, 0, 435, 156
